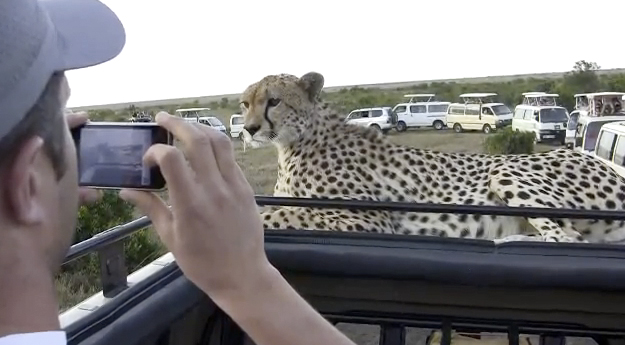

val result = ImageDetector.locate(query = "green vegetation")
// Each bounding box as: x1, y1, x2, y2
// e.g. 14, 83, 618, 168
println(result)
56, 191, 165, 309
57, 60, 625, 310
483, 127, 536, 155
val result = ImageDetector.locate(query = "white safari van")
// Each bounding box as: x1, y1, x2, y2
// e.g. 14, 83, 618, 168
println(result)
570, 116, 625, 155
446, 93, 513, 134
391, 94, 450, 132
592, 120, 625, 178
512, 92, 569, 143
229, 114, 245, 139
174, 107, 227, 135
565, 92, 625, 151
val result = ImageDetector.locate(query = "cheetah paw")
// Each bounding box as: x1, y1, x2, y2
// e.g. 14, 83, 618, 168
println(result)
493, 235, 544, 244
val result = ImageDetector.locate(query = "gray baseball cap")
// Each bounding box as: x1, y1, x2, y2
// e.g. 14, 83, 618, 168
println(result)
0, 0, 126, 139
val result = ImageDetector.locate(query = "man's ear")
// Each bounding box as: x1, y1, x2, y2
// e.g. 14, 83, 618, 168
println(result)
4, 137, 47, 225
298, 72, 324, 102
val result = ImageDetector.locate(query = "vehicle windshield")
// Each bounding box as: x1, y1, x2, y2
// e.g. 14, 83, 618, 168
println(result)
567, 113, 579, 130
584, 120, 620, 151
491, 105, 511, 115
539, 108, 568, 123
207, 117, 223, 126
232, 116, 244, 125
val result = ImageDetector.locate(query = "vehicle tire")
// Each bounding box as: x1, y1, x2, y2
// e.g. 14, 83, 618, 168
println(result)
433, 120, 444, 130
453, 123, 463, 133
482, 124, 492, 134
396, 121, 407, 132
370, 124, 381, 132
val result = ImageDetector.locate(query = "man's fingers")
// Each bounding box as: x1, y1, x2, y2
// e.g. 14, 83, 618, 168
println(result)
78, 188, 102, 205
143, 144, 197, 207
119, 189, 173, 241
155, 112, 222, 185
66, 111, 89, 129
194, 124, 248, 187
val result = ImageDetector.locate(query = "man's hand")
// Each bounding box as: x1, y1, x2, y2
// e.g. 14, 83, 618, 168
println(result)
66, 110, 102, 205
119, 112, 271, 298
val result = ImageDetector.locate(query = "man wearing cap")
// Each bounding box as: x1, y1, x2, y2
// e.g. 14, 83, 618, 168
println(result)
0, 1, 357, 345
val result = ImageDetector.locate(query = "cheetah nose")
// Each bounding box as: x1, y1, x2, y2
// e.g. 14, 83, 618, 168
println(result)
244, 125, 261, 136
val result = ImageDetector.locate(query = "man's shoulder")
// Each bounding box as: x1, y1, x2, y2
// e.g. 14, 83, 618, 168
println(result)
0, 331, 66, 345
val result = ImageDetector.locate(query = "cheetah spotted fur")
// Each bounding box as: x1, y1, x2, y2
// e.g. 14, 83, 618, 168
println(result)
239, 71, 625, 243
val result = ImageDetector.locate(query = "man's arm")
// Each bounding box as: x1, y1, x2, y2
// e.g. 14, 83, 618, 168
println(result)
120, 113, 358, 345
212, 266, 356, 345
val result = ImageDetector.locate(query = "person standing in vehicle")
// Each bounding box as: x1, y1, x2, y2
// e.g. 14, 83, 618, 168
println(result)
0, 1, 356, 345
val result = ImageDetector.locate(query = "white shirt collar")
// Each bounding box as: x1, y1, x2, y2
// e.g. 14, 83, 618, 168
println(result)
0, 331, 66, 345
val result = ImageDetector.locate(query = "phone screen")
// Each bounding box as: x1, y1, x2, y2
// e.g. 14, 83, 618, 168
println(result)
72, 123, 171, 190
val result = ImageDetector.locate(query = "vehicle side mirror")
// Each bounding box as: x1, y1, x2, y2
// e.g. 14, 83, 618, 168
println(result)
534, 115, 539, 121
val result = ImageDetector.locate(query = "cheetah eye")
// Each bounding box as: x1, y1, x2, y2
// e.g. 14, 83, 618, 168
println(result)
267, 98, 281, 107
240, 101, 249, 108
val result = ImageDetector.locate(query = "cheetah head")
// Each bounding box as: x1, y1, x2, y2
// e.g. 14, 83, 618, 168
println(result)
239, 72, 324, 147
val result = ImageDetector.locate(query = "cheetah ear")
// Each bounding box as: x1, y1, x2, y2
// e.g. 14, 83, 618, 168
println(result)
298, 72, 324, 102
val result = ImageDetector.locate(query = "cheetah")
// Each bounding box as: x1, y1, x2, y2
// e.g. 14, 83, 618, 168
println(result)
239, 71, 625, 244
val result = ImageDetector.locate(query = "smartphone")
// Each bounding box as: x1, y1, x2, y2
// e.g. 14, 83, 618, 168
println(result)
71, 122, 173, 191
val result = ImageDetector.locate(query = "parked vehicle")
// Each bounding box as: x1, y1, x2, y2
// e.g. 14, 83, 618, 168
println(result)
174, 107, 227, 135
592, 120, 625, 179
446, 93, 513, 134
512, 92, 568, 144
565, 92, 625, 150
391, 94, 450, 132
345, 107, 397, 134
569, 116, 625, 155
129, 111, 153, 123
229, 114, 245, 139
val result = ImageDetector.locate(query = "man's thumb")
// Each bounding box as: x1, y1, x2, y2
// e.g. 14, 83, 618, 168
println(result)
119, 189, 172, 230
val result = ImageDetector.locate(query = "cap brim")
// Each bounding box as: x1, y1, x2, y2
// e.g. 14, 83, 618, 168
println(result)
40, 0, 126, 71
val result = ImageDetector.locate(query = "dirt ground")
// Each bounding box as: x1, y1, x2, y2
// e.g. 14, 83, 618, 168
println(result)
231, 127, 578, 345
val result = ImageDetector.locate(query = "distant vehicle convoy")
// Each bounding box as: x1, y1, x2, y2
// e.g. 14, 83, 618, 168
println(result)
118, 91, 625, 149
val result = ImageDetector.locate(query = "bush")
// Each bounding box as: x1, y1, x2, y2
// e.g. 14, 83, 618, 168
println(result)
483, 127, 535, 154
57, 190, 166, 309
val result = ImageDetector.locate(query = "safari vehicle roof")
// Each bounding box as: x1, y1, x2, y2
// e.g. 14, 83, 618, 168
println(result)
597, 120, 625, 135
175, 107, 211, 112
577, 114, 625, 124
573, 92, 625, 117
450, 93, 505, 106
349, 106, 392, 112
399, 93, 450, 105
516, 92, 565, 110
59, 196, 625, 345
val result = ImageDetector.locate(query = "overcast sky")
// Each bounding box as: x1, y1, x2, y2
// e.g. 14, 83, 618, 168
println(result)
64, 0, 625, 107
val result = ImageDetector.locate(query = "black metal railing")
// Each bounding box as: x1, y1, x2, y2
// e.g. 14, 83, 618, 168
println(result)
62, 196, 625, 298
62, 196, 625, 345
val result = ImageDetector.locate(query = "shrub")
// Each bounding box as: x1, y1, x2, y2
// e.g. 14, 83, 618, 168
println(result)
57, 190, 166, 308
483, 127, 535, 154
